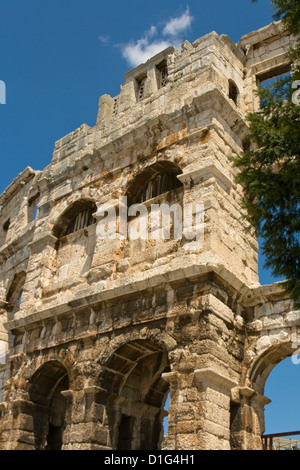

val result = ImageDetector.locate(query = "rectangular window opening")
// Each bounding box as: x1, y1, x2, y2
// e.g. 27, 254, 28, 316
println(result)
256, 64, 291, 88
156, 60, 168, 89
3, 219, 10, 232
1, 219, 10, 246
136, 73, 147, 102
28, 193, 40, 222
256, 65, 291, 109
113, 98, 118, 115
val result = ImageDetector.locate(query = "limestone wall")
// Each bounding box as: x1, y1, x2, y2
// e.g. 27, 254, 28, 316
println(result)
0, 168, 39, 388
0, 21, 298, 450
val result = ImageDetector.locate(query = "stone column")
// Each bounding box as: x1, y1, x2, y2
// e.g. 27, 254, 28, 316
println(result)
0, 301, 10, 407
22, 233, 58, 313
0, 301, 9, 366
193, 369, 238, 450
230, 386, 271, 450
161, 370, 189, 450
64, 386, 111, 450
60, 389, 74, 450
0, 398, 50, 450
163, 368, 237, 450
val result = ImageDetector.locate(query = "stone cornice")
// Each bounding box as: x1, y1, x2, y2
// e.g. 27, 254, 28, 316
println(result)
237, 20, 287, 51
194, 368, 238, 391
9, 276, 295, 337
177, 158, 233, 191
5, 257, 256, 333
242, 280, 291, 307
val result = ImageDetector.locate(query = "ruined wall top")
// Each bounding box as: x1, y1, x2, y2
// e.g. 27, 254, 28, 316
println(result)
48, 21, 295, 168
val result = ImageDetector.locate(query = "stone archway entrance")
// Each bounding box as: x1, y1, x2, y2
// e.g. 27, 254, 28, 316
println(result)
231, 341, 300, 450
28, 361, 69, 450
250, 342, 298, 396
263, 356, 300, 449
99, 340, 170, 450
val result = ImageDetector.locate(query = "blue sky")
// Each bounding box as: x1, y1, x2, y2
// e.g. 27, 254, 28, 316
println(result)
0, 0, 275, 195
0, 0, 298, 439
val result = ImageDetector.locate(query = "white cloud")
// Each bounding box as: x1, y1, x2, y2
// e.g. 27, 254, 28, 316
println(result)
163, 8, 193, 37
98, 35, 110, 45
118, 7, 193, 68
121, 34, 171, 68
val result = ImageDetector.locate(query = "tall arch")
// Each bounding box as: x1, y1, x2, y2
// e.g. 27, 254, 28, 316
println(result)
228, 79, 239, 105
51, 199, 97, 281
6, 271, 26, 321
249, 341, 296, 395
262, 356, 300, 449
230, 340, 299, 450
98, 339, 171, 450
28, 361, 69, 450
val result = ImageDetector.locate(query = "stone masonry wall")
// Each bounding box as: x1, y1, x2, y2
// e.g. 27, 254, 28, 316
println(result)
0, 21, 299, 451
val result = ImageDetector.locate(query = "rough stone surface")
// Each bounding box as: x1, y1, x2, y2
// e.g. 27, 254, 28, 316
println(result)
0, 21, 299, 451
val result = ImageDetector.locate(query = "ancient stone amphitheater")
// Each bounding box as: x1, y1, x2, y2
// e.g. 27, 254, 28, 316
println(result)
0, 20, 298, 450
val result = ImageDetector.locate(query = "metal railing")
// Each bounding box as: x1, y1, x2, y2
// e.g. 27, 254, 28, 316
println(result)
262, 431, 300, 450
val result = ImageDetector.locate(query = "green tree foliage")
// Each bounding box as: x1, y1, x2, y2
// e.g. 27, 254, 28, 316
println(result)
232, 1, 300, 304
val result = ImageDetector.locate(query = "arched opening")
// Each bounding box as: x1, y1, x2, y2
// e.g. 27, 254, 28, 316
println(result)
99, 340, 170, 450
125, 162, 184, 244
163, 392, 170, 437
126, 161, 183, 206
229, 79, 239, 106
263, 356, 300, 450
52, 200, 97, 281
6, 272, 26, 321
250, 342, 300, 450
28, 361, 69, 450
53, 199, 97, 239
